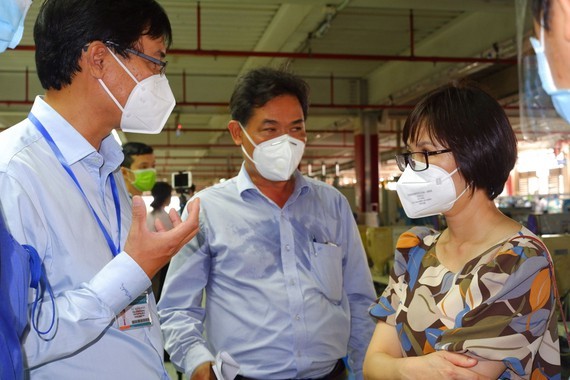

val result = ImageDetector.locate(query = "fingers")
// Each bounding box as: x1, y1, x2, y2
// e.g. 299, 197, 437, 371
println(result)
186, 198, 200, 222
165, 198, 200, 250
170, 198, 199, 227
168, 208, 182, 226
131, 196, 146, 227
154, 218, 166, 232
441, 351, 477, 368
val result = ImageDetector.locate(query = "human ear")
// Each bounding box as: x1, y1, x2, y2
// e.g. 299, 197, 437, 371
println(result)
84, 41, 110, 79
228, 120, 243, 146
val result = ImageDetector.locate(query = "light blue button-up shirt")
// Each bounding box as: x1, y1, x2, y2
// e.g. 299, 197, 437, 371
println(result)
159, 165, 376, 379
0, 96, 169, 379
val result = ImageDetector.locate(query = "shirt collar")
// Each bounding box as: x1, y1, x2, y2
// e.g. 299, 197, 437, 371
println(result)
30, 96, 123, 169
236, 163, 257, 195
236, 162, 310, 199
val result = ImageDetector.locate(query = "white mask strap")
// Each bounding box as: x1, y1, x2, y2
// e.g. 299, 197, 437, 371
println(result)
456, 184, 469, 201
439, 184, 469, 210
238, 122, 258, 148
98, 78, 124, 112
106, 47, 140, 84
240, 144, 259, 167
238, 122, 261, 166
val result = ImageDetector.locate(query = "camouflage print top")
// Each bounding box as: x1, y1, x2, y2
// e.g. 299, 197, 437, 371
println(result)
369, 226, 560, 379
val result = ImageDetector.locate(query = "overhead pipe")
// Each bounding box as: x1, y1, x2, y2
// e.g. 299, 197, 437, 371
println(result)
0, 99, 418, 110
150, 143, 356, 149
159, 0, 514, 65
159, 163, 241, 168
12, 0, 516, 65
330, 73, 335, 105
161, 127, 400, 135
158, 154, 355, 160
161, 48, 517, 65
409, 9, 415, 57
25, 67, 29, 102
0, 98, 519, 111
150, 143, 398, 150
13, 0, 517, 69
12, 43, 518, 65
196, 1, 201, 51
164, 169, 236, 174
182, 70, 187, 102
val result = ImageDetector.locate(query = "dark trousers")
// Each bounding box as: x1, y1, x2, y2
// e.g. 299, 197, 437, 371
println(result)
234, 359, 347, 380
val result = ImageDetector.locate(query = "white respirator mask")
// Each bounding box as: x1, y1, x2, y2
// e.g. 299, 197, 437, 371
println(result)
98, 48, 175, 134
396, 164, 468, 218
239, 122, 305, 181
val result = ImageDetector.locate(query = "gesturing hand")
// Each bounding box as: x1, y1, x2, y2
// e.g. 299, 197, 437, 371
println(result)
124, 196, 200, 278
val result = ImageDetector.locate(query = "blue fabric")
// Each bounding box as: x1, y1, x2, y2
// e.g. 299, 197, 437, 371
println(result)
0, 209, 28, 380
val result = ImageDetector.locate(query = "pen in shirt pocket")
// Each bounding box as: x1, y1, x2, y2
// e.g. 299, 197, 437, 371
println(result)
311, 234, 339, 247
309, 234, 317, 256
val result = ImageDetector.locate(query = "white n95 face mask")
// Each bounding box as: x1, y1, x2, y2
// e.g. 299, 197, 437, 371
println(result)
396, 164, 467, 219
530, 28, 570, 124
239, 123, 305, 181
98, 48, 176, 134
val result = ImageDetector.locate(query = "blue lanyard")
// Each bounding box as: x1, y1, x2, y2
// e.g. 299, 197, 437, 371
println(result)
28, 113, 122, 256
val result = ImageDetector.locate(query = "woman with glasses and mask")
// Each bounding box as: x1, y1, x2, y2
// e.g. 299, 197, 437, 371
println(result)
363, 82, 560, 379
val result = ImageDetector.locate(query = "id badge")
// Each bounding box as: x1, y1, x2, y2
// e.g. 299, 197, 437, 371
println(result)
116, 291, 152, 331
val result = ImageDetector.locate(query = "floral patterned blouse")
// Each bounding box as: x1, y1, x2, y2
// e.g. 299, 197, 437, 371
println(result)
369, 226, 561, 379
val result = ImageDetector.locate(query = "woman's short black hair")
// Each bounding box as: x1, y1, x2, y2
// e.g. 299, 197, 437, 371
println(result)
402, 81, 517, 200
229, 67, 310, 125
34, 0, 172, 90
150, 181, 172, 210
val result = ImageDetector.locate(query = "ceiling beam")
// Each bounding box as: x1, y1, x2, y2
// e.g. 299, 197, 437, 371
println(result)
367, 11, 519, 104
349, 0, 514, 13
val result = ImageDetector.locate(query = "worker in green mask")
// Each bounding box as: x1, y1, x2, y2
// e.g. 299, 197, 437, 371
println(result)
120, 142, 157, 196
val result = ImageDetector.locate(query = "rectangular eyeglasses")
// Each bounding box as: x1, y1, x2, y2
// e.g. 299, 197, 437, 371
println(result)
395, 149, 451, 172
105, 41, 168, 76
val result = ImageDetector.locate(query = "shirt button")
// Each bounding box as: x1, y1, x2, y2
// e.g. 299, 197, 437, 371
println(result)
289, 279, 295, 286
295, 314, 301, 321
285, 244, 291, 251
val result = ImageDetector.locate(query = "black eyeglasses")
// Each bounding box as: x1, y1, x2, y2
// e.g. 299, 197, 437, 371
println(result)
395, 149, 452, 172
104, 41, 168, 76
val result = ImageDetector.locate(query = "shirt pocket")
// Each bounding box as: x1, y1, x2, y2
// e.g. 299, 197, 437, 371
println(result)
310, 242, 343, 303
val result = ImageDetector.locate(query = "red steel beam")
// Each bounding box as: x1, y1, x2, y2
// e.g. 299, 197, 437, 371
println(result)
12, 45, 517, 65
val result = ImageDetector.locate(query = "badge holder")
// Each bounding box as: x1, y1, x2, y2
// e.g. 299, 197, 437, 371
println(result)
116, 291, 152, 331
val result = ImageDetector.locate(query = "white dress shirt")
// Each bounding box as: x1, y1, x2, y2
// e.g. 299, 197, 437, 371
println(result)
0, 96, 169, 379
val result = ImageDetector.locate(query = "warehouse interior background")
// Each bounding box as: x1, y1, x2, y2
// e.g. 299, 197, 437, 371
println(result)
1, 0, 569, 232
3, 1, 570, 376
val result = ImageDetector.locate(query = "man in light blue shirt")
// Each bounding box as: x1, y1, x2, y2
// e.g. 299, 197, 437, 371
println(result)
0, 0, 199, 378
158, 68, 376, 380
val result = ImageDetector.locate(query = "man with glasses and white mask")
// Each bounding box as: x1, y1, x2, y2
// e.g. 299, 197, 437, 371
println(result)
0, 0, 200, 378
158, 67, 376, 380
